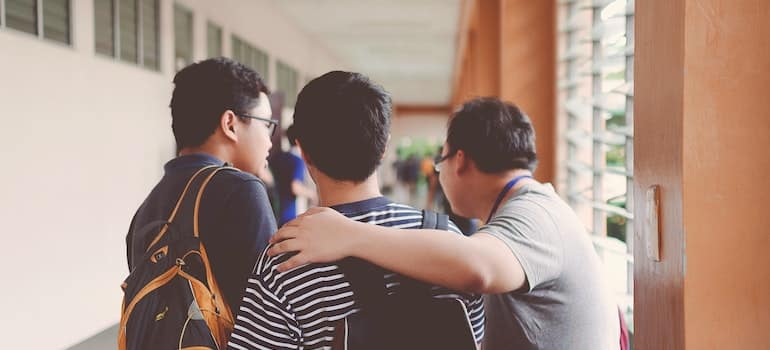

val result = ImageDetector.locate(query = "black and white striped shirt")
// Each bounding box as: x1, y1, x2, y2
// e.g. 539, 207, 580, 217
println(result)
227, 197, 485, 350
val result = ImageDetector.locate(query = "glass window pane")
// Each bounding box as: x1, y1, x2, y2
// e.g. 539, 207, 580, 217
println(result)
43, 0, 70, 44
231, 35, 268, 80
94, 0, 114, 56
242, 44, 252, 69
276, 61, 298, 107
252, 47, 268, 81
207, 22, 222, 58
174, 4, 193, 71
6, 0, 37, 35
231, 36, 242, 60
120, 0, 138, 63
142, 0, 159, 69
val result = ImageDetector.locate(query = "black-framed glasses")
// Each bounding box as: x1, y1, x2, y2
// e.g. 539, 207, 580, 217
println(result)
238, 114, 278, 137
433, 151, 456, 173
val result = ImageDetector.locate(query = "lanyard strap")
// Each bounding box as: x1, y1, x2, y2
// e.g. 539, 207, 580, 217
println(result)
486, 175, 532, 223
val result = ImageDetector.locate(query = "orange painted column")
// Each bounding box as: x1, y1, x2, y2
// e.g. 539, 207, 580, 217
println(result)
499, 0, 557, 187
451, 0, 557, 183
634, 0, 687, 348
635, 0, 770, 348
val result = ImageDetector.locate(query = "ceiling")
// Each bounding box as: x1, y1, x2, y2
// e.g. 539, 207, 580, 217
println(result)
273, 0, 461, 106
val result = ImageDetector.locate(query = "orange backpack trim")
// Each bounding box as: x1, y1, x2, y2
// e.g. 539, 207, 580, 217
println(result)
119, 166, 236, 350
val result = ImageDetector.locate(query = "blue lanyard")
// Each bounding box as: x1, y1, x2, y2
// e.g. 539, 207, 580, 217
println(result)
486, 175, 532, 223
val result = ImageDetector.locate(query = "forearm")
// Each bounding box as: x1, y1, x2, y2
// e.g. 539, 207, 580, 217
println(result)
347, 221, 488, 293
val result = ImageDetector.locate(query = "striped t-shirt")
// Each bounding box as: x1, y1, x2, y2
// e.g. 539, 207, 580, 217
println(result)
227, 196, 485, 350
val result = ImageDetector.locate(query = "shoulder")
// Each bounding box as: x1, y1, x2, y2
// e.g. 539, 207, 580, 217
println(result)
212, 167, 263, 184
208, 169, 269, 197
255, 249, 350, 305
365, 202, 463, 234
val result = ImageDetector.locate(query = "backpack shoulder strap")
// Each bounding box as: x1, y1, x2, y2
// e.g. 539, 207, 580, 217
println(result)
144, 165, 234, 252
421, 209, 449, 231
343, 210, 451, 305
338, 257, 388, 311
398, 210, 451, 297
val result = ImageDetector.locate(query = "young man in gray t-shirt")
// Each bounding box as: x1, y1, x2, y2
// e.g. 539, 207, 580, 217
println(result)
266, 97, 620, 349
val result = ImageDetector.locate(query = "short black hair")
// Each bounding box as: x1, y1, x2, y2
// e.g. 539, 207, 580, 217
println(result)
292, 71, 392, 182
170, 57, 269, 150
446, 97, 538, 173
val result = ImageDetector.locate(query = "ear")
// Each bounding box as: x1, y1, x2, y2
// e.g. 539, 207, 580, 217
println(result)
220, 110, 238, 142
381, 134, 391, 161
454, 149, 472, 175
295, 140, 312, 166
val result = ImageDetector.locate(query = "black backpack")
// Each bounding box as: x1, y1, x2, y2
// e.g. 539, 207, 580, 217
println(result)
119, 165, 235, 350
333, 210, 478, 350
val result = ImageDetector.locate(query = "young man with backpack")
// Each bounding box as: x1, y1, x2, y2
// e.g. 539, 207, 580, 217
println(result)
122, 58, 278, 349
226, 71, 484, 350
269, 97, 621, 349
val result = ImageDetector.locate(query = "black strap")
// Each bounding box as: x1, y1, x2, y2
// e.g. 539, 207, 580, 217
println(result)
341, 210, 451, 312
397, 210, 450, 297
421, 209, 449, 230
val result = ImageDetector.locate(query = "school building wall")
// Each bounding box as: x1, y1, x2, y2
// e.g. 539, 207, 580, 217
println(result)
0, 0, 344, 348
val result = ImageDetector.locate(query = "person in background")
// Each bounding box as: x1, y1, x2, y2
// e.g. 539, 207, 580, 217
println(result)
270, 124, 317, 226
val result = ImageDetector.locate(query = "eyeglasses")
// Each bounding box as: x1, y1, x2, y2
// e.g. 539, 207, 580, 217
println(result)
433, 151, 456, 173
238, 114, 278, 137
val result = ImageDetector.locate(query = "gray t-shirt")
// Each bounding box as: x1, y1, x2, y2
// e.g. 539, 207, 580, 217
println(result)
479, 182, 619, 350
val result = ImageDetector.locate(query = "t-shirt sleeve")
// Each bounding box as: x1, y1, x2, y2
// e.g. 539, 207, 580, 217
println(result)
478, 200, 563, 292
208, 179, 278, 310
227, 262, 301, 350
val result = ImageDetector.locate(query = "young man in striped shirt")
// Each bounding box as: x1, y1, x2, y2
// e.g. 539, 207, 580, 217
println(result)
227, 71, 484, 350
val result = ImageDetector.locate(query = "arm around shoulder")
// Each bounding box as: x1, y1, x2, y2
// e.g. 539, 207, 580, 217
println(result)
269, 207, 526, 294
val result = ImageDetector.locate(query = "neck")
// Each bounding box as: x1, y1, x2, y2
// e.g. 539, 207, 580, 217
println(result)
471, 169, 536, 223
314, 172, 383, 207
178, 143, 231, 164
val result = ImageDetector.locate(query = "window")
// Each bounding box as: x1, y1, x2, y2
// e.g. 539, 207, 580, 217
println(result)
1, 0, 71, 45
558, 0, 634, 334
231, 34, 268, 81
141, 0, 158, 69
206, 21, 221, 58
94, 0, 113, 56
93, 0, 159, 70
119, 0, 137, 63
174, 3, 193, 71
276, 60, 299, 108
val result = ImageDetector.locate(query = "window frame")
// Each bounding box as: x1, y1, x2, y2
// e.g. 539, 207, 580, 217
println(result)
206, 20, 222, 58
173, 2, 193, 72
276, 60, 299, 108
231, 33, 269, 82
94, 0, 159, 71
558, 0, 635, 332
0, 0, 73, 45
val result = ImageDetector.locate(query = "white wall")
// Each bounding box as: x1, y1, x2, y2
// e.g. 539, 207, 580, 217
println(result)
0, 1, 344, 348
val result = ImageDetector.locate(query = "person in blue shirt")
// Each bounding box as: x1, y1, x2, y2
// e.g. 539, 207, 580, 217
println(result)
125, 57, 278, 312
271, 124, 317, 226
